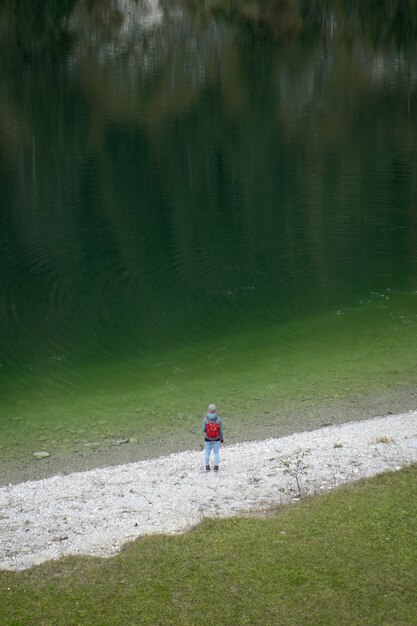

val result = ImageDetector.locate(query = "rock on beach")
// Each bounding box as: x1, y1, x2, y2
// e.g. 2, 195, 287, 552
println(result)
32, 451, 50, 459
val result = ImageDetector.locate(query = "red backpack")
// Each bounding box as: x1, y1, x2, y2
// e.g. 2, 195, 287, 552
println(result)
205, 418, 220, 439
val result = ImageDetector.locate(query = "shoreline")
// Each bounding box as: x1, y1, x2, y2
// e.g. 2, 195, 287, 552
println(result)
1, 409, 416, 572
2, 387, 416, 487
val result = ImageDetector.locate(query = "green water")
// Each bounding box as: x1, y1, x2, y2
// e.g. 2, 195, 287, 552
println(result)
1, 0, 417, 476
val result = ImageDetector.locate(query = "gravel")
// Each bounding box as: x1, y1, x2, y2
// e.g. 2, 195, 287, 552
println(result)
1, 410, 416, 571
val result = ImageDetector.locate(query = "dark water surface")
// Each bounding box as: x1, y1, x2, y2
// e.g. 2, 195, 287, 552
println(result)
1, 0, 417, 480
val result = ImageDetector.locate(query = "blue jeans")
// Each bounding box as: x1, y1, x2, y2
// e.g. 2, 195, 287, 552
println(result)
205, 440, 220, 466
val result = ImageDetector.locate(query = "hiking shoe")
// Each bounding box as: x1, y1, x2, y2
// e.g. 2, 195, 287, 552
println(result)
214, 465, 219, 472
205, 465, 210, 472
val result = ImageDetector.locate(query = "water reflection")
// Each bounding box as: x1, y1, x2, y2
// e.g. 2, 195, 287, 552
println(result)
0, 0, 417, 451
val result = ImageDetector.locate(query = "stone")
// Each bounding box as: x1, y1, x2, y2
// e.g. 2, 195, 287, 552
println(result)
83, 441, 101, 449
32, 450, 50, 459
112, 438, 129, 446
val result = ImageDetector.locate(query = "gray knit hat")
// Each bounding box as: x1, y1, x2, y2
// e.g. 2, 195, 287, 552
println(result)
208, 403, 217, 412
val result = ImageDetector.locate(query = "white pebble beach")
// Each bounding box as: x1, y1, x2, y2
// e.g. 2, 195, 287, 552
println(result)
1, 410, 416, 572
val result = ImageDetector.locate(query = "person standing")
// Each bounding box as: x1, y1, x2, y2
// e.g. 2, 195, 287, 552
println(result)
202, 403, 224, 472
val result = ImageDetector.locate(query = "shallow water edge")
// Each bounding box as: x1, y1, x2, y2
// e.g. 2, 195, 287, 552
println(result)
1, 385, 415, 487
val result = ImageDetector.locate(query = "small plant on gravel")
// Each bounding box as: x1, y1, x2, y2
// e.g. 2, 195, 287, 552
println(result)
282, 457, 308, 499
374, 436, 394, 445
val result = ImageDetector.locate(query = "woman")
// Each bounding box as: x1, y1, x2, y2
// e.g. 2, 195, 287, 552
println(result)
202, 403, 224, 471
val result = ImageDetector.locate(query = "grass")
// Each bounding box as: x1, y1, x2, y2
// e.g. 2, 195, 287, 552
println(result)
1, 465, 416, 625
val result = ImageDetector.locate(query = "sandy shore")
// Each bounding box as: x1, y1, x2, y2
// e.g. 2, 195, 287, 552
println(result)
1, 410, 416, 572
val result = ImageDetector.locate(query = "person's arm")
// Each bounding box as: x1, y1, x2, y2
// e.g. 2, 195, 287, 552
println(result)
202, 417, 207, 434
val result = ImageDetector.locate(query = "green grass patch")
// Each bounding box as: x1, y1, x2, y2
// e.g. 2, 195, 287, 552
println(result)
1, 465, 416, 625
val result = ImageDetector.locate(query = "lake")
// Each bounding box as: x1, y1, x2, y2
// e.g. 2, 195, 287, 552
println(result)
1, 0, 417, 482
